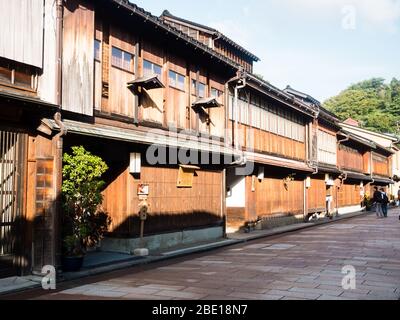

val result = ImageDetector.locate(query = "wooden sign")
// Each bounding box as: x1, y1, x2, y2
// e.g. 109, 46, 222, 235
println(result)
177, 165, 200, 188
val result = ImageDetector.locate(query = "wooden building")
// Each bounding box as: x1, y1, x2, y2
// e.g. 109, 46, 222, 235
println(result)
0, 0, 62, 277
224, 78, 318, 232
341, 120, 398, 200
284, 87, 342, 218
45, 0, 251, 253
160, 10, 260, 74
336, 132, 374, 213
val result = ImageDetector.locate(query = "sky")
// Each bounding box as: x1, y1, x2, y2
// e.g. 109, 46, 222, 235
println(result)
131, 0, 400, 102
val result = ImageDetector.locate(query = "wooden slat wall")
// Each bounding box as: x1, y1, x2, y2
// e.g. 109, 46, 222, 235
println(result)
209, 75, 226, 137
236, 122, 306, 160
166, 55, 187, 129
140, 41, 164, 124
0, 0, 44, 68
214, 41, 253, 73
92, 16, 228, 138
26, 134, 55, 271
307, 177, 326, 211
107, 24, 136, 117
37, 0, 58, 104
62, 0, 94, 116
337, 183, 361, 207
102, 166, 223, 236
338, 145, 364, 172
363, 152, 371, 174
372, 153, 390, 176
246, 175, 304, 221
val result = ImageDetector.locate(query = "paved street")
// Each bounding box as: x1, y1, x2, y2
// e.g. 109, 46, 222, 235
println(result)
10, 210, 400, 300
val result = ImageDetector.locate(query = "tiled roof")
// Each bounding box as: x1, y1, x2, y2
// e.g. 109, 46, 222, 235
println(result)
160, 10, 260, 62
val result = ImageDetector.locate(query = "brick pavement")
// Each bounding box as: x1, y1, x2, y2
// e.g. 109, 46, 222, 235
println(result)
9, 210, 400, 300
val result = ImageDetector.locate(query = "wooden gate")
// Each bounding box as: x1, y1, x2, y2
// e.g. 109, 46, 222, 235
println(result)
0, 129, 25, 277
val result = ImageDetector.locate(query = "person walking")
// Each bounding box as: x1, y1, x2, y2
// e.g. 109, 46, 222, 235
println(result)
381, 188, 389, 218
373, 187, 384, 218
397, 188, 400, 207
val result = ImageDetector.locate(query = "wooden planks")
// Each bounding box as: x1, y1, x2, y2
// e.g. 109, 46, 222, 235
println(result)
337, 183, 361, 207
338, 145, 364, 172
102, 165, 223, 236
236, 122, 306, 160
62, 0, 94, 116
307, 177, 326, 212
372, 153, 390, 176
0, 0, 44, 68
247, 174, 304, 220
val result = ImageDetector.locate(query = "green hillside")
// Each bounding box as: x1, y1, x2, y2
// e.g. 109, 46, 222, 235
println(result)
323, 78, 400, 134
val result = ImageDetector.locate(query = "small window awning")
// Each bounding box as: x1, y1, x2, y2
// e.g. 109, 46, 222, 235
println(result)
127, 75, 165, 91
192, 97, 221, 109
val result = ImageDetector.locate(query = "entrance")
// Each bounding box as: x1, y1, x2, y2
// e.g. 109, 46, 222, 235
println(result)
0, 129, 25, 277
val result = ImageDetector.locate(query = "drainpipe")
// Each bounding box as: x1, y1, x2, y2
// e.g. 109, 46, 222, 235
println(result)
56, 0, 63, 106
226, 71, 247, 167
370, 151, 375, 184
133, 41, 140, 125
53, 0, 67, 272
307, 106, 320, 174
234, 78, 246, 152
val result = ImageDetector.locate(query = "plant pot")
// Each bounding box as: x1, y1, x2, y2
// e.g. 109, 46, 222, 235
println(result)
61, 255, 84, 272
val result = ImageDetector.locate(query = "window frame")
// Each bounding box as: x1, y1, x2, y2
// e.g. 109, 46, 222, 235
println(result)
111, 46, 134, 73
143, 59, 162, 79
94, 39, 102, 62
191, 79, 206, 98
169, 70, 185, 91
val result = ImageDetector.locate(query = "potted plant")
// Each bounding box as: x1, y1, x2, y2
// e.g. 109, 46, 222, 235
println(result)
61, 146, 111, 272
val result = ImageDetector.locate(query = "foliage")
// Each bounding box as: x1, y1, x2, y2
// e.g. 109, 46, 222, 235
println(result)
323, 77, 400, 134
62, 146, 111, 257
363, 195, 373, 211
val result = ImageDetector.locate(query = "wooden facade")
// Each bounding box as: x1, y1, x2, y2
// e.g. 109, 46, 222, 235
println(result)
58, 0, 238, 244
160, 10, 258, 73
248, 175, 305, 220
337, 183, 362, 207
0, 0, 60, 277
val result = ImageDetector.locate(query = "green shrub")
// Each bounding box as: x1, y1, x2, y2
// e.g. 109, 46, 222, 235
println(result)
62, 146, 111, 256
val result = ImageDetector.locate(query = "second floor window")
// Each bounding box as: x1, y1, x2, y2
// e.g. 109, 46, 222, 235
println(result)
94, 40, 101, 61
191, 80, 206, 98
211, 88, 223, 100
169, 70, 185, 91
143, 60, 162, 79
111, 46, 133, 72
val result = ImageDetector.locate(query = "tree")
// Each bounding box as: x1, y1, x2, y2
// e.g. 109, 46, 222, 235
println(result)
323, 77, 400, 135
62, 146, 111, 257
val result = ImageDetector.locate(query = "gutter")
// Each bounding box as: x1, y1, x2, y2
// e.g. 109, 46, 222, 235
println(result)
53, 0, 67, 271
307, 106, 320, 174
225, 71, 247, 167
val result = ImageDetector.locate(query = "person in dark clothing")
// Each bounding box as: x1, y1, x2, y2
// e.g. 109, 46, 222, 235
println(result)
373, 187, 384, 218
397, 188, 400, 206
381, 188, 389, 218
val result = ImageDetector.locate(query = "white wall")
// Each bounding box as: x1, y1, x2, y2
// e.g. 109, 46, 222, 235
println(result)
226, 169, 246, 208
